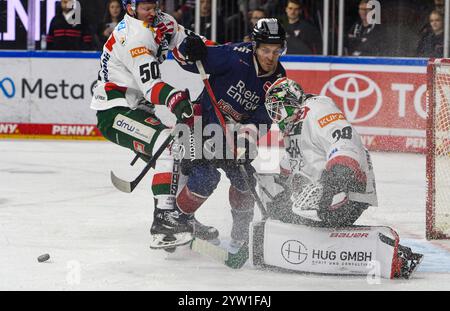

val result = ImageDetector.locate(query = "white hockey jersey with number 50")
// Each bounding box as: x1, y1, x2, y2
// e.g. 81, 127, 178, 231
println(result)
90, 13, 187, 111
280, 95, 378, 206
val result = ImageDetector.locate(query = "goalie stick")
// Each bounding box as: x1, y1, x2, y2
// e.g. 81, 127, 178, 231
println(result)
110, 128, 176, 193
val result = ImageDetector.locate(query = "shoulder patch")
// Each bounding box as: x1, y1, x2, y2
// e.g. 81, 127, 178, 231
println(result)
117, 20, 126, 31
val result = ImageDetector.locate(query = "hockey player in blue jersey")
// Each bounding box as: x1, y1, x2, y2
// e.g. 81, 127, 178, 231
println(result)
167, 19, 288, 247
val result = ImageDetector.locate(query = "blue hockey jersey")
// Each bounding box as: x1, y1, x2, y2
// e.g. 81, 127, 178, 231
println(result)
173, 41, 286, 128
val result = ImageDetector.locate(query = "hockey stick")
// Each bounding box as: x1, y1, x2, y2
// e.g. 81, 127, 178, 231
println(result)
190, 61, 270, 268
110, 128, 176, 193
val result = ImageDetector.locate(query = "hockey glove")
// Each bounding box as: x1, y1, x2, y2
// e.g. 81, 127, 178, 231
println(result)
184, 35, 207, 62
167, 90, 194, 127
318, 164, 366, 211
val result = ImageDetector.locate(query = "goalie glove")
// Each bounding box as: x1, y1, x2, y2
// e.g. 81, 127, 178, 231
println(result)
318, 164, 366, 212
291, 182, 324, 214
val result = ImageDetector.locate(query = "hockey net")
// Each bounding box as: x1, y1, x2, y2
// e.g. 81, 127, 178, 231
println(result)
427, 58, 450, 239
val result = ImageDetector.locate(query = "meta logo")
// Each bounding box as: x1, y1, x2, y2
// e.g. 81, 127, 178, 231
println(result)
0, 78, 16, 99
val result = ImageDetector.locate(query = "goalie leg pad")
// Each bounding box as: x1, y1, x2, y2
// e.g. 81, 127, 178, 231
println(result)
249, 219, 423, 279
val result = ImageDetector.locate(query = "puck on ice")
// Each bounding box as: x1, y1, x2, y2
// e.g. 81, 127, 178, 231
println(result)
37, 254, 50, 262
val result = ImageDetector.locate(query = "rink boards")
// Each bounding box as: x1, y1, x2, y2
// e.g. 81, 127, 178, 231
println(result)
0, 51, 428, 153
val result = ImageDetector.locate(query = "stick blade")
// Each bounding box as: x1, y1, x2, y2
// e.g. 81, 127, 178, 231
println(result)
110, 171, 133, 193
190, 238, 249, 269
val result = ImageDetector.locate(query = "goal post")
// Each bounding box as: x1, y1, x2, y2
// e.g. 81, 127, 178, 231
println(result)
426, 58, 450, 239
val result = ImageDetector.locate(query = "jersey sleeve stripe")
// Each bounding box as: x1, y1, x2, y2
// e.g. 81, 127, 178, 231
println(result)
150, 82, 175, 105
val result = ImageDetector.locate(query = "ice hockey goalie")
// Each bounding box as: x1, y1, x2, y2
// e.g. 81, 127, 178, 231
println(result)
250, 78, 423, 279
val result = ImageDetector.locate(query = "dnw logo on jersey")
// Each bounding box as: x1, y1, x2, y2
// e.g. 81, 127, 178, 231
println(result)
281, 240, 308, 265
321, 73, 382, 123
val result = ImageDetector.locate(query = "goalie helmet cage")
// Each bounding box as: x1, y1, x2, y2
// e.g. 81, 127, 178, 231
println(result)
426, 58, 450, 239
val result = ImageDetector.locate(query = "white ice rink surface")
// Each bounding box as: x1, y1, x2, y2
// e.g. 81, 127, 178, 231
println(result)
1, 139, 450, 291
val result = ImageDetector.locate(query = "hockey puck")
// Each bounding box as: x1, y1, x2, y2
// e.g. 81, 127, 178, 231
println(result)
37, 253, 50, 262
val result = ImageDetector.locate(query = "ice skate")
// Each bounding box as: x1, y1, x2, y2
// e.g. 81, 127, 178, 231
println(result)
150, 208, 193, 250
393, 245, 424, 279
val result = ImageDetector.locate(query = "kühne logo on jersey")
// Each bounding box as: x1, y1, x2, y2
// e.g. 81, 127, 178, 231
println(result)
320, 73, 383, 123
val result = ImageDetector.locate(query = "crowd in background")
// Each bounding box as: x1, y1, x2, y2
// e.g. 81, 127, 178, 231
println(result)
0, 0, 447, 58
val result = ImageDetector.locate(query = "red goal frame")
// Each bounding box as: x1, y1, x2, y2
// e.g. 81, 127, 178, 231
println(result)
426, 58, 450, 240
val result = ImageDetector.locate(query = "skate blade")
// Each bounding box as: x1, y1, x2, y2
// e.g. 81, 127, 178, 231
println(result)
149, 233, 193, 250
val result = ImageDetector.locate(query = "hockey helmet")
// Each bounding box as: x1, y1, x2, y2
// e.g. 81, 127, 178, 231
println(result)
265, 77, 307, 131
122, 0, 158, 10
122, 0, 162, 25
252, 18, 287, 54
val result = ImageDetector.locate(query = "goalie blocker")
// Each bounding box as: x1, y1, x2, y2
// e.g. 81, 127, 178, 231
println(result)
249, 219, 423, 279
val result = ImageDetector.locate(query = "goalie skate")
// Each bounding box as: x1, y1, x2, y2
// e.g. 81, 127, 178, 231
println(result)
394, 245, 424, 279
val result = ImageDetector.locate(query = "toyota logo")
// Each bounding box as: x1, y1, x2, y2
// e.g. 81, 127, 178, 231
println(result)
0, 77, 16, 99
320, 73, 382, 123
281, 240, 308, 264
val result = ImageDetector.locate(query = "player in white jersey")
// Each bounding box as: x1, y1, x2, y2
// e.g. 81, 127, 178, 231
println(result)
262, 77, 378, 226
90, 0, 217, 250
247, 77, 423, 279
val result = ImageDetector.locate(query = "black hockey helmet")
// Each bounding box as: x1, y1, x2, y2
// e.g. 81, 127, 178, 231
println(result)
251, 18, 287, 52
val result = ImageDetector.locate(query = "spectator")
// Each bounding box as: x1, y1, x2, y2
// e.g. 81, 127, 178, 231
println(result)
284, 0, 322, 55
190, 0, 224, 43
97, 0, 125, 48
223, 0, 246, 43
345, 0, 384, 56
417, 10, 444, 58
248, 0, 277, 17
243, 8, 266, 42
47, 0, 94, 50
434, 0, 445, 14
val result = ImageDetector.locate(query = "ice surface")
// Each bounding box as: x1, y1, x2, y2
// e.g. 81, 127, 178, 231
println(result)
0, 140, 449, 290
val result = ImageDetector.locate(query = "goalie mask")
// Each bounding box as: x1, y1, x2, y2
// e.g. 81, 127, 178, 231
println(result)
265, 78, 307, 132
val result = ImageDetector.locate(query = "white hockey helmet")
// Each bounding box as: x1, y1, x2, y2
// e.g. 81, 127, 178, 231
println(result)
265, 77, 307, 131
122, 0, 163, 26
